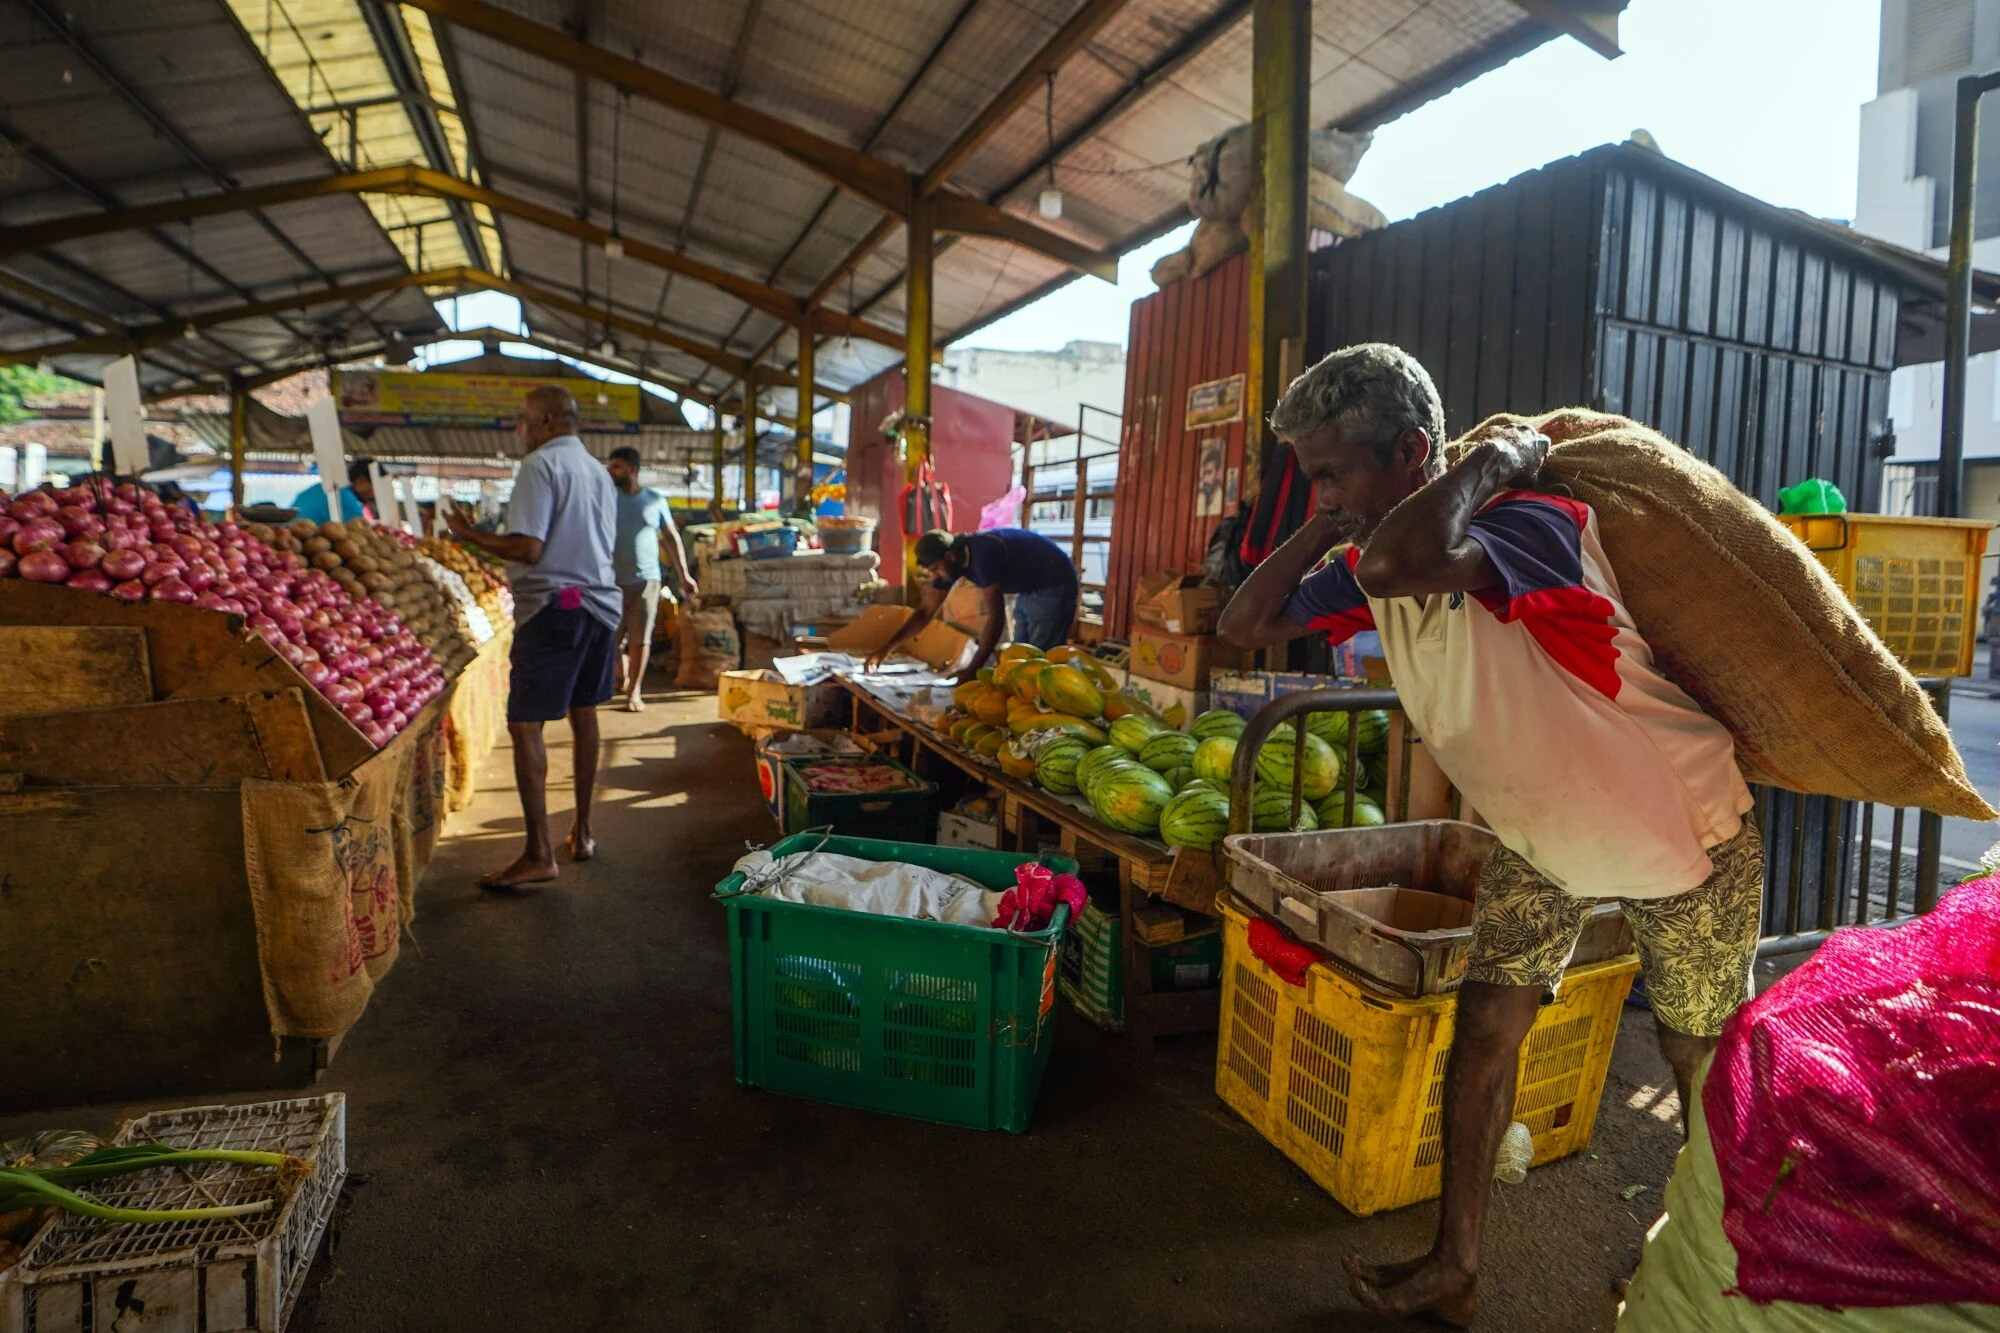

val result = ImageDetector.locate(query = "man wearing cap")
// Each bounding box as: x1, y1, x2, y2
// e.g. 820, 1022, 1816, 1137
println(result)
290, 458, 375, 522
864, 528, 1077, 680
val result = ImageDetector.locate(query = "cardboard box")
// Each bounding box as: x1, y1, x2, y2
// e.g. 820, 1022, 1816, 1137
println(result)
1118, 675, 1208, 729
752, 728, 861, 827
1210, 670, 1357, 720
939, 578, 994, 635
718, 668, 849, 734
1128, 626, 1251, 691
826, 605, 976, 674
936, 810, 1000, 850
1133, 571, 1223, 635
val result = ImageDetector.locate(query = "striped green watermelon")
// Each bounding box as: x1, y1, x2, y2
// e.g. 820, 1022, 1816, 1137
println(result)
1363, 784, 1388, 814
1160, 787, 1230, 850
1251, 786, 1319, 832
1181, 776, 1226, 793
1081, 751, 1145, 802
1189, 709, 1247, 741
1161, 765, 1195, 790
1108, 714, 1166, 754
1254, 731, 1341, 800
1074, 745, 1127, 796
1138, 730, 1198, 773
1312, 789, 1386, 828
1191, 735, 1238, 785
1091, 766, 1173, 834
1034, 737, 1090, 795
1311, 708, 1391, 754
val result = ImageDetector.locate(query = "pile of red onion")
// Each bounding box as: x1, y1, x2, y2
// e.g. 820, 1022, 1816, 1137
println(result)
0, 482, 444, 747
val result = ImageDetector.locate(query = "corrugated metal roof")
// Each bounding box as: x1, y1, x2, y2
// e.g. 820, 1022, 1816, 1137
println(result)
0, 0, 1614, 417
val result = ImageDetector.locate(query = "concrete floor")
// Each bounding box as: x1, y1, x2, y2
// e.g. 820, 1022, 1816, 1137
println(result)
4, 681, 1693, 1332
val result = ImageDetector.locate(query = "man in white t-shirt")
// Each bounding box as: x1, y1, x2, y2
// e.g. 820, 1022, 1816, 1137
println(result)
446, 385, 619, 890
1219, 344, 1759, 1327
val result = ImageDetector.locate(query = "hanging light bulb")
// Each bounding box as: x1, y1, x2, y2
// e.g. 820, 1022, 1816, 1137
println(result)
597, 337, 616, 358
181, 321, 199, 341
1038, 69, 1063, 220
603, 233, 624, 260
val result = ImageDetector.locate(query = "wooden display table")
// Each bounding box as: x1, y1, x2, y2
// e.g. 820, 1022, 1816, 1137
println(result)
841, 679, 1222, 1048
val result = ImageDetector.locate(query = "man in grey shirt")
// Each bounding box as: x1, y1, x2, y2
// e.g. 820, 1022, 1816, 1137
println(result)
445, 385, 619, 889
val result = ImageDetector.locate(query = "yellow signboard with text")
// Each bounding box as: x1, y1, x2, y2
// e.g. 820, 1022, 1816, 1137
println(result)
336, 370, 642, 432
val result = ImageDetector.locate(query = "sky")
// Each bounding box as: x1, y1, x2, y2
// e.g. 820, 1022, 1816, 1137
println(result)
426, 0, 1883, 415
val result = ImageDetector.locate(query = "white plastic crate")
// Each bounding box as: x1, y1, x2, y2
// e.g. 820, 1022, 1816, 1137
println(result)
2, 1094, 346, 1333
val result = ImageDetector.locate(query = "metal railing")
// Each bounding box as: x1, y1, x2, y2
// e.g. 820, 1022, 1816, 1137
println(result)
1224, 686, 1956, 959
1022, 403, 1119, 617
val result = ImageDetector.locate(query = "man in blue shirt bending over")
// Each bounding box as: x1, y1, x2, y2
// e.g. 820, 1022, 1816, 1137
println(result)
864, 528, 1077, 680
289, 459, 374, 522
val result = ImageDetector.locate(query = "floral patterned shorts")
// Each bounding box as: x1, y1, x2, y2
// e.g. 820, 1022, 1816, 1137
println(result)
1466, 817, 1764, 1038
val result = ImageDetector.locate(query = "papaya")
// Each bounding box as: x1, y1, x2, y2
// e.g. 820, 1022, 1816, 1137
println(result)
997, 742, 1039, 782
1038, 664, 1105, 719
1102, 691, 1160, 723
997, 642, 1040, 664
1006, 712, 1109, 745
963, 723, 997, 750
973, 730, 1005, 758
950, 680, 985, 711
971, 688, 1012, 726
1012, 661, 1049, 703
977, 665, 997, 684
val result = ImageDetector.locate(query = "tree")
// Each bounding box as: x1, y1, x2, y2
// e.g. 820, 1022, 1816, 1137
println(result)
0, 365, 79, 425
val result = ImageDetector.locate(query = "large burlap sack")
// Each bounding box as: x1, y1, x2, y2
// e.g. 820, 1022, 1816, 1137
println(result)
675, 602, 741, 690
1449, 410, 1992, 819
1189, 216, 1248, 279
241, 730, 413, 1039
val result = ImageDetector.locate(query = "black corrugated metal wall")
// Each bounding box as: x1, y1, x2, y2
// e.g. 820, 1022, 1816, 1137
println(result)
1307, 144, 1899, 512
1304, 144, 1924, 934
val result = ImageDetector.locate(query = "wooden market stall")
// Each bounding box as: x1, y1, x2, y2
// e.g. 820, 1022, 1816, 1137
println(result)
0, 581, 511, 1112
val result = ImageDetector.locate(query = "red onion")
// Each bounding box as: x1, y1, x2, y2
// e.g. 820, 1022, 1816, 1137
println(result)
151, 578, 194, 604
110, 578, 146, 602
0, 517, 18, 545
65, 568, 112, 592
182, 564, 216, 592
100, 549, 145, 581
13, 518, 62, 553
0, 549, 14, 578
55, 506, 99, 538
61, 541, 104, 571
18, 550, 70, 583
140, 560, 179, 587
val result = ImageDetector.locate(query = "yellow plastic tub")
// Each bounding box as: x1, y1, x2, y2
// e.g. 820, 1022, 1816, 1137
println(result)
1781, 513, 1991, 677
1215, 895, 1639, 1217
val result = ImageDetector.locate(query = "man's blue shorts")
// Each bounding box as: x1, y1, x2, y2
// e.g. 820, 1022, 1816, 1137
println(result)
508, 605, 617, 724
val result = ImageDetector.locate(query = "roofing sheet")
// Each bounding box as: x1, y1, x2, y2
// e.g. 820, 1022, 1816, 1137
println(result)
0, 0, 1608, 412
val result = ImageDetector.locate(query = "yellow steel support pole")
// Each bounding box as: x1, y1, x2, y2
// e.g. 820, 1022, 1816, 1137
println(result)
1245, 0, 1310, 500
711, 413, 725, 516
228, 385, 248, 509
901, 194, 935, 603
794, 324, 815, 515
741, 373, 757, 511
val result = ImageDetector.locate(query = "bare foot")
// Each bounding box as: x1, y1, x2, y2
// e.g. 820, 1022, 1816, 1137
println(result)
624, 693, 646, 712
1345, 1253, 1478, 1327
479, 852, 557, 890
566, 825, 596, 862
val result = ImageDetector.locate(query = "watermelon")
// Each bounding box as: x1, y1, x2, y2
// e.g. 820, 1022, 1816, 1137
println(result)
1363, 784, 1388, 814
1160, 787, 1230, 851
1189, 708, 1247, 741
1038, 664, 1106, 719
1181, 776, 1225, 794
1078, 747, 1142, 800
1252, 786, 1319, 832
1091, 766, 1174, 834
1254, 731, 1341, 800
1138, 730, 1198, 773
1313, 790, 1387, 828
1108, 714, 1166, 754
1314, 708, 1392, 754
1034, 738, 1089, 794
1191, 735, 1238, 785
1347, 754, 1370, 790
1161, 765, 1195, 790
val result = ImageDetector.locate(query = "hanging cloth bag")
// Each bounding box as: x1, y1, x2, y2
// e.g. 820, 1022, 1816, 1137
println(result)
901, 457, 953, 536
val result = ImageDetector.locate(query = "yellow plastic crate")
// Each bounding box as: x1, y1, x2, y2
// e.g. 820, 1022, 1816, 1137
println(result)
1215, 895, 1639, 1217
1781, 513, 1992, 677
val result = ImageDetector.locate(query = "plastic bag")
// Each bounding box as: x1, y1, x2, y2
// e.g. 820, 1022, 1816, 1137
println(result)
1704, 876, 2000, 1307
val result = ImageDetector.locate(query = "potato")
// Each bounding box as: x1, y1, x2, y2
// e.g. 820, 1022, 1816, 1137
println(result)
311, 551, 343, 570
349, 554, 378, 575
304, 536, 332, 555
320, 520, 348, 540
333, 540, 361, 562
361, 571, 390, 591
288, 519, 318, 539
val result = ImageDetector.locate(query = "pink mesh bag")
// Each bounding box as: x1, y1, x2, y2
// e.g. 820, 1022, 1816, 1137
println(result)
1706, 876, 2000, 1306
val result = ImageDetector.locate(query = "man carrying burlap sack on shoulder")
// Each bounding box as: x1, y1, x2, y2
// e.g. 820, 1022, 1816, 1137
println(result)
1220, 344, 1764, 1327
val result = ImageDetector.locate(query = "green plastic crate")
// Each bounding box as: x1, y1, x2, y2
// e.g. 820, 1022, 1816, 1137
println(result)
780, 755, 938, 843
719, 834, 1077, 1133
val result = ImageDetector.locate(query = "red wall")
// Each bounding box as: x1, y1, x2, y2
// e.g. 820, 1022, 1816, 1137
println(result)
1104, 252, 1251, 637
845, 369, 1020, 576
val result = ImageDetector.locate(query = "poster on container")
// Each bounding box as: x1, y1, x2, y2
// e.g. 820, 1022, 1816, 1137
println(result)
102, 355, 147, 476
1185, 373, 1245, 431
308, 396, 346, 514
1195, 437, 1227, 517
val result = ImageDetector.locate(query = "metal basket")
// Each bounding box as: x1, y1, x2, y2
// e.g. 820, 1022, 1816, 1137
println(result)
2, 1094, 347, 1333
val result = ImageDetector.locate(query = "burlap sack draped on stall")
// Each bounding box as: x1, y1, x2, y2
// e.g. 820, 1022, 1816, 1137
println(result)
239, 705, 438, 1040
445, 622, 512, 812
1447, 410, 1992, 819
